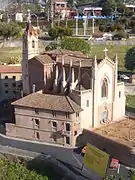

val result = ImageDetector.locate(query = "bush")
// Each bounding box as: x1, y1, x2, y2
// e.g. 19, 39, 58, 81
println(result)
61, 37, 90, 55
45, 42, 59, 51
0, 158, 48, 180
112, 32, 129, 40
114, 23, 124, 31
48, 27, 58, 40
99, 25, 106, 32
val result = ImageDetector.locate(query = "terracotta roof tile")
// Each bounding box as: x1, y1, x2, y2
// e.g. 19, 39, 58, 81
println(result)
0, 65, 21, 73
29, 55, 55, 65
45, 49, 86, 58
56, 55, 93, 67
12, 93, 82, 113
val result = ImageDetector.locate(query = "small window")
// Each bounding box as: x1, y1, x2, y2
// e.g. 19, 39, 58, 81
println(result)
86, 100, 89, 107
5, 76, 8, 79
66, 123, 70, 131
12, 76, 16, 80
66, 136, 70, 144
76, 112, 79, 117
52, 111, 56, 117
52, 121, 57, 128
32, 40, 35, 48
74, 131, 77, 136
12, 83, 16, 87
53, 134, 57, 142
119, 91, 121, 98
13, 91, 16, 94
4, 83, 8, 87
35, 119, 40, 127
5, 90, 8, 94
66, 112, 69, 118
101, 78, 108, 98
35, 109, 39, 114
36, 132, 40, 139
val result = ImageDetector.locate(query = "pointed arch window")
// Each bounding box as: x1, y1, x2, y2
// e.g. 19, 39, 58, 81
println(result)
101, 78, 108, 98
32, 40, 35, 48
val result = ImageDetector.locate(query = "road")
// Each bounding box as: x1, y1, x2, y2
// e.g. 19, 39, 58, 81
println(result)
0, 134, 132, 180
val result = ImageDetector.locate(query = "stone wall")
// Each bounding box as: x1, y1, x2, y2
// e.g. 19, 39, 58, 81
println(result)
76, 129, 135, 167
125, 84, 135, 95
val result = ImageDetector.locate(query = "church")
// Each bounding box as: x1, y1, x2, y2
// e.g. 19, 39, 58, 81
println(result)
5, 11, 125, 147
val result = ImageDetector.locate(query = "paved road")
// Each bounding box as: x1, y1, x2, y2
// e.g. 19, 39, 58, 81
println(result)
0, 135, 101, 180
0, 134, 132, 180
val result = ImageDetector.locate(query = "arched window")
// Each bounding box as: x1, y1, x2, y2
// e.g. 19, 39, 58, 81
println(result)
101, 78, 108, 98
32, 40, 35, 48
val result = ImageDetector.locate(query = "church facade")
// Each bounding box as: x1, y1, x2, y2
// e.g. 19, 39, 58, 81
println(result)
5, 14, 125, 146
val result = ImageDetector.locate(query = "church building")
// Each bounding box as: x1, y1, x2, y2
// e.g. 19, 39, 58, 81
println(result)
5, 11, 125, 147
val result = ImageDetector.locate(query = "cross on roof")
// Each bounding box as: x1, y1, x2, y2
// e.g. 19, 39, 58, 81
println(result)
27, 9, 31, 23
103, 47, 108, 57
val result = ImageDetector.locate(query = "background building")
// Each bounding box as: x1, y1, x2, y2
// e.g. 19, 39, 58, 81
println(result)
0, 65, 22, 102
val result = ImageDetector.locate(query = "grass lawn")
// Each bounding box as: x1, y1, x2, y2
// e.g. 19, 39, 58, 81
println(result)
0, 42, 133, 72
90, 43, 133, 72
0, 47, 21, 64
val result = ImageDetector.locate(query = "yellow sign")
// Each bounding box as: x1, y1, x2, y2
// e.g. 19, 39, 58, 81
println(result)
84, 143, 109, 177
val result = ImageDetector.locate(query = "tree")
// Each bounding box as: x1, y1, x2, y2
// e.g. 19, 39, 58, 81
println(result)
125, 47, 135, 71
0, 158, 48, 180
0, 22, 22, 47
48, 27, 72, 40
61, 37, 90, 55
23, 3, 42, 13
99, 0, 125, 16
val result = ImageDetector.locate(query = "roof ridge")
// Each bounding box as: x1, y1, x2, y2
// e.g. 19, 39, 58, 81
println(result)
65, 96, 75, 112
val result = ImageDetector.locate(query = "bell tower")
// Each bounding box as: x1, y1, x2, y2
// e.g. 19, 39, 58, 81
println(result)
22, 9, 39, 95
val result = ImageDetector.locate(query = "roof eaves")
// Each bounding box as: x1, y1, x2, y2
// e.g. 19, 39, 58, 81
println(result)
65, 96, 76, 113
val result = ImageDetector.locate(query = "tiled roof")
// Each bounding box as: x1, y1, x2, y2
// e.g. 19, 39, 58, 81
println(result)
29, 55, 55, 65
0, 65, 22, 73
12, 93, 82, 113
44, 49, 86, 58
56, 55, 93, 67
54, 0, 67, 3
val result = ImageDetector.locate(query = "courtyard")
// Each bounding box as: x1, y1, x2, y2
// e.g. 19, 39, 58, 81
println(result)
94, 118, 135, 147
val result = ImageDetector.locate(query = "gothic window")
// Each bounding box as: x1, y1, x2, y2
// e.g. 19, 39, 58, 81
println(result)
119, 91, 121, 98
32, 40, 35, 48
101, 78, 108, 98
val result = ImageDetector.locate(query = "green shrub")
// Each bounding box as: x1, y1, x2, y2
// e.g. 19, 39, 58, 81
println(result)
99, 24, 106, 32
61, 37, 90, 55
113, 32, 129, 40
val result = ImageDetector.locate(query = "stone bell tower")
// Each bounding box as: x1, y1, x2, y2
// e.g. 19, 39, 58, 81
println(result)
22, 9, 39, 95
